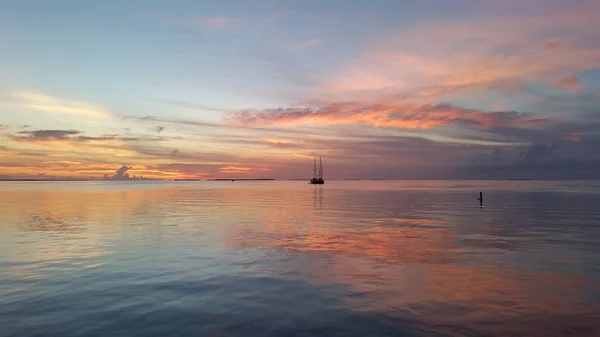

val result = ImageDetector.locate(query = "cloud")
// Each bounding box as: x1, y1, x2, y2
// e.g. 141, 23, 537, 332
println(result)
0, 144, 62, 158
162, 15, 236, 32
470, 147, 510, 165
466, 136, 600, 179
155, 126, 165, 134
291, 38, 326, 50
127, 115, 313, 135
15, 130, 80, 140
151, 162, 221, 173
8, 129, 165, 146
147, 161, 270, 178
201, 15, 233, 29
4, 90, 111, 119
513, 142, 560, 165
219, 166, 270, 173
561, 132, 584, 142
313, 1, 600, 102
4, 2, 600, 182
550, 75, 582, 91
263, 138, 306, 149
227, 102, 562, 131
129, 116, 221, 128
75, 135, 120, 142
266, 10, 286, 22
106, 165, 132, 180
481, 107, 600, 144
157, 99, 233, 113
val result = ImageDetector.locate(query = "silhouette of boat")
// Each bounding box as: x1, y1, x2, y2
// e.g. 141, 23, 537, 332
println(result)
309, 156, 325, 184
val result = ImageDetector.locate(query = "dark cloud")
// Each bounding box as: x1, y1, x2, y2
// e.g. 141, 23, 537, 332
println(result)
18, 151, 47, 157
75, 134, 164, 142
75, 135, 118, 142
513, 142, 560, 166
464, 137, 600, 179
467, 89, 600, 144
16, 130, 80, 140
489, 118, 600, 144
327, 137, 487, 167
470, 147, 512, 165
0, 162, 27, 168
118, 136, 164, 142
9, 129, 166, 144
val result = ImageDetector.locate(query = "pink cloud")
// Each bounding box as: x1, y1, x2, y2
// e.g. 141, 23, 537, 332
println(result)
162, 15, 236, 31
551, 75, 582, 91
226, 101, 562, 131
201, 15, 233, 29
311, 1, 600, 102
266, 10, 286, 22
291, 38, 326, 49
561, 132, 584, 142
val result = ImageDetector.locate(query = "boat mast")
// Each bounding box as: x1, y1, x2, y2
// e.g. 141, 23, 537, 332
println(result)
313, 158, 317, 179
319, 156, 323, 179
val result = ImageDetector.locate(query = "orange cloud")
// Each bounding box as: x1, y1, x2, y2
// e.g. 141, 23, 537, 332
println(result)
265, 138, 290, 145
219, 166, 271, 175
0, 160, 190, 180
228, 102, 562, 130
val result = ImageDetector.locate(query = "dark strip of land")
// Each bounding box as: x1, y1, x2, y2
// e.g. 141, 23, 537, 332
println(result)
0, 179, 92, 181
206, 178, 275, 181
173, 178, 276, 181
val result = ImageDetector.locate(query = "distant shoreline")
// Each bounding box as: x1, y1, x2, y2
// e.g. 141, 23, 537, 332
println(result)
0, 179, 93, 181
3, 178, 600, 182
176, 178, 275, 181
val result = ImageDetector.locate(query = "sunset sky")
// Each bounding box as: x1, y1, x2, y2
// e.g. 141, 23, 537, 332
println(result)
1, 0, 600, 179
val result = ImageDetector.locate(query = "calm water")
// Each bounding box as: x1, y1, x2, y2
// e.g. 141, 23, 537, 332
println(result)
1, 181, 599, 337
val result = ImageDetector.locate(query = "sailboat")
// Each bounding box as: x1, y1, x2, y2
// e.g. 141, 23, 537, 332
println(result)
309, 156, 325, 184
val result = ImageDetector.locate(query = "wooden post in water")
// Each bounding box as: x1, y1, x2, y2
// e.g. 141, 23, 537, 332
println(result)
478, 192, 483, 205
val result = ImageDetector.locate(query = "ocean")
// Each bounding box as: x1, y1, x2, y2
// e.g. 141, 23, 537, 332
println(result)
1, 180, 599, 336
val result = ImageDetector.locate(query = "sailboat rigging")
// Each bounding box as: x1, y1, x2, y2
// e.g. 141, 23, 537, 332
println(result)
309, 156, 325, 184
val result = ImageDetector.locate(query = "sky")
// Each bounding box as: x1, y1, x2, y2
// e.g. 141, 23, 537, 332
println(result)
1, 0, 600, 180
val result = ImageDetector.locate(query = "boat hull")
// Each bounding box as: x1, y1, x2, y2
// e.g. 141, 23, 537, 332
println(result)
309, 178, 325, 184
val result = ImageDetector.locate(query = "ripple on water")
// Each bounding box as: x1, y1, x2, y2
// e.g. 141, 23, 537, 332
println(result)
1, 180, 599, 336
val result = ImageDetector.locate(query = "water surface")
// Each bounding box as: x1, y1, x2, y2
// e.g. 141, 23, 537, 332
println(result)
1, 180, 599, 336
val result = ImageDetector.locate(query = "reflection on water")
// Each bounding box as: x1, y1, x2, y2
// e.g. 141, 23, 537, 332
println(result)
1, 180, 599, 336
